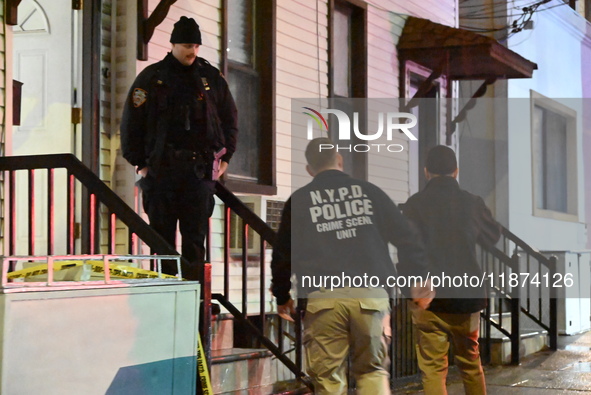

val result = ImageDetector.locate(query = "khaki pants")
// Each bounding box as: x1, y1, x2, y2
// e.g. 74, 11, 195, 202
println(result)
303, 288, 391, 395
410, 304, 486, 395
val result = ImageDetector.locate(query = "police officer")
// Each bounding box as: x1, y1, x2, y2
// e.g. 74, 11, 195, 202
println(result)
271, 138, 433, 394
121, 16, 238, 280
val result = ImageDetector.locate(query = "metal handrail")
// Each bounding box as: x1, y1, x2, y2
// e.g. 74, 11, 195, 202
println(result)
501, 226, 554, 266
211, 182, 312, 389
478, 224, 558, 365
0, 154, 185, 262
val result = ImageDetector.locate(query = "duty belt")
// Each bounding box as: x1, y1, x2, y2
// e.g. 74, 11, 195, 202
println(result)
171, 148, 201, 161
164, 146, 213, 179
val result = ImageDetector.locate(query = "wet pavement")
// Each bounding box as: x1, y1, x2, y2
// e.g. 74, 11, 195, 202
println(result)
394, 331, 591, 394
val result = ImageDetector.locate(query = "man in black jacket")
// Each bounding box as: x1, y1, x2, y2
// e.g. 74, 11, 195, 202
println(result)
402, 145, 501, 395
271, 138, 432, 394
121, 17, 238, 280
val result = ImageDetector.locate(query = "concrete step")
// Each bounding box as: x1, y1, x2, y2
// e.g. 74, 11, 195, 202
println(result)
482, 311, 550, 364
486, 329, 549, 365
211, 314, 234, 351
209, 311, 301, 393
217, 379, 311, 395
211, 348, 274, 394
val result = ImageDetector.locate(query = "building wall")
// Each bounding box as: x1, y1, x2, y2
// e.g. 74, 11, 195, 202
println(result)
0, 1, 6, 253
120, 0, 458, 204
112, 0, 459, 308
275, 0, 329, 198
277, 0, 457, 202
506, 3, 590, 250
583, 22, 591, 249
100, 0, 135, 254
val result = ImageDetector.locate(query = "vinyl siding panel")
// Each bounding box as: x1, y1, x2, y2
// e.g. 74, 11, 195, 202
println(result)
274, 0, 456, 201
363, 1, 456, 199
107, 0, 458, 311
0, 3, 5, 250
276, 0, 329, 198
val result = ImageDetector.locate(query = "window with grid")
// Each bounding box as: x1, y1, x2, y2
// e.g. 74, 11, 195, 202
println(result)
229, 203, 256, 250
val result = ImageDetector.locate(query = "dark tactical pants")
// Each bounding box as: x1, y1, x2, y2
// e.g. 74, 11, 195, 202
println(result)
139, 166, 215, 281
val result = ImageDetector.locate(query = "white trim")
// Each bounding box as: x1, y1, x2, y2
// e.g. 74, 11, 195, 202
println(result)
13, 0, 50, 35
529, 90, 579, 223
403, 60, 447, 194
537, 0, 591, 48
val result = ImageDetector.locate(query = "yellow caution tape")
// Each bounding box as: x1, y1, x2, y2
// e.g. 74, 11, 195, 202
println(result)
197, 335, 213, 395
7, 260, 178, 280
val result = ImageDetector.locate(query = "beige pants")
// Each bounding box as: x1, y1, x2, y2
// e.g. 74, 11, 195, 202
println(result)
410, 304, 486, 395
303, 288, 391, 395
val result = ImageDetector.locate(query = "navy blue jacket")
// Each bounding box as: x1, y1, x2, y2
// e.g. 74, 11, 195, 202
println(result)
121, 53, 238, 170
402, 176, 501, 313
271, 170, 429, 305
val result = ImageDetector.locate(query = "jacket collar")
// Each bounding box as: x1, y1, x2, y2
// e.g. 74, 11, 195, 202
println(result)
424, 175, 459, 190
164, 52, 198, 73
313, 169, 349, 181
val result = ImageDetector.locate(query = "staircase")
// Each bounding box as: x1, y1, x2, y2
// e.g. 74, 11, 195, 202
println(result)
208, 315, 309, 394
485, 312, 549, 365
478, 227, 558, 366
0, 154, 559, 393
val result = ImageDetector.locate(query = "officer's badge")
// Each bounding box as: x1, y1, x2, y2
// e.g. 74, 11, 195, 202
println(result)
201, 77, 210, 91
132, 88, 147, 108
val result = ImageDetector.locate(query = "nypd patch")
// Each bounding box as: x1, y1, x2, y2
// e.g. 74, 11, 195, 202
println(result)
132, 88, 147, 108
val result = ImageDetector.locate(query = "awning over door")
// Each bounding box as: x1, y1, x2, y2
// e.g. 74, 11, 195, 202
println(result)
397, 16, 537, 143
398, 16, 537, 80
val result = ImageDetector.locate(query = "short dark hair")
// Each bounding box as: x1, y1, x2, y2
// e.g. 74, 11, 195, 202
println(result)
426, 145, 458, 175
305, 137, 337, 171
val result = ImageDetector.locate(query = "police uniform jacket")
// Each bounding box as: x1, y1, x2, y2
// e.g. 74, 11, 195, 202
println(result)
402, 176, 501, 313
120, 53, 238, 172
271, 170, 429, 305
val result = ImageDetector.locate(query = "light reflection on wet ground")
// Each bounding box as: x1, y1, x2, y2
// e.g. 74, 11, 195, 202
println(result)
394, 331, 591, 394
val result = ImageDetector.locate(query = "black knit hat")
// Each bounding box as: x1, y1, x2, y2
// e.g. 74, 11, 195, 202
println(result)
170, 17, 202, 44
426, 145, 458, 175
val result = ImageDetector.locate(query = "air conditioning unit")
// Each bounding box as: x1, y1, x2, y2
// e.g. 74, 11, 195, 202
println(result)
227, 196, 285, 256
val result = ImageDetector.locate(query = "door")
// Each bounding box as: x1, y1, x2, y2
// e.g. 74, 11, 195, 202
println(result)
12, 0, 81, 255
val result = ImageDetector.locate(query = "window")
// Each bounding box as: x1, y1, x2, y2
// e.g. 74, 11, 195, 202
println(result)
223, 0, 276, 194
228, 198, 284, 254
229, 203, 256, 250
531, 92, 578, 220
13, 0, 50, 34
332, 3, 353, 98
329, 0, 367, 180
402, 61, 446, 193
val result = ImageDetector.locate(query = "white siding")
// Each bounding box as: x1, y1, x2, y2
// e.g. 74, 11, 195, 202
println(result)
276, 0, 329, 198
125, 0, 459, 201
275, 0, 457, 202
140, 0, 222, 72
0, 3, 6, 252
506, 3, 590, 250
112, 0, 459, 309
364, 2, 455, 202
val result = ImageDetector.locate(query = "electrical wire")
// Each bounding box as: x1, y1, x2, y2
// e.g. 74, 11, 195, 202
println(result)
460, 0, 532, 9
460, 0, 555, 35
360, 0, 566, 45
460, 0, 541, 18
